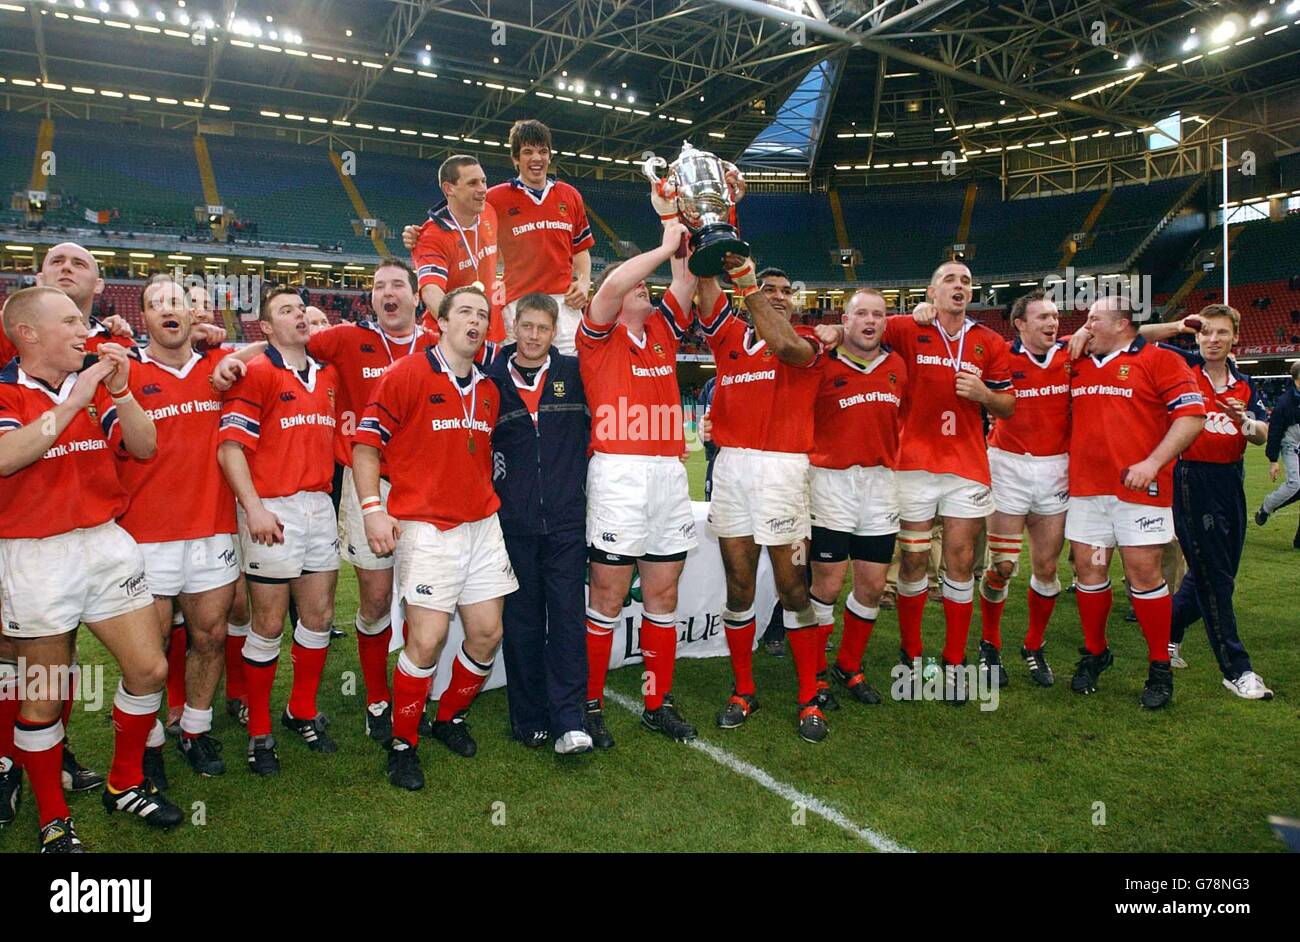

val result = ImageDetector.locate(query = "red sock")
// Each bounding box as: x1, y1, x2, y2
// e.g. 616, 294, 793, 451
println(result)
224, 631, 247, 701
242, 633, 281, 738
1131, 583, 1172, 662
1024, 581, 1059, 650
836, 600, 876, 674
640, 614, 678, 711
0, 666, 18, 760
722, 610, 757, 696
356, 620, 393, 706
1075, 581, 1113, 655
14, 716, 68, 827
108, 685, 161, 792
287, 624, 330, 721
166, 620, 187, 710
896, 586, 926, 660
585, 609, 616, 705
391, 656, 433, 746
786, 627, 821, 705
979, 570, 1007, 648
435, 647, 491, 721
941, 578, 975, 664
815, 624, 831, 674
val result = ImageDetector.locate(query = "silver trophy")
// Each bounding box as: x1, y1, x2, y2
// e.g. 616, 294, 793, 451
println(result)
642, 141, 749, 277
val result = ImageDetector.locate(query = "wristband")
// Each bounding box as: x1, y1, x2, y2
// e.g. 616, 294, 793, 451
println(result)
110, 388, 134, 404
361, 505, 385, 517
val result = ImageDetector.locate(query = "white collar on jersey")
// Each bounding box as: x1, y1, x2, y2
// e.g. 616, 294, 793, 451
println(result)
16, 367, 78, 404
742, 325, 767, 356
1015, 341, 1061, 370
265, 343, 322, 392
1199, 362, 1237, 393
508, 354, 551, 391
138, 347, 202, 380
511, 176, 555, 205
834, 347, 889, 375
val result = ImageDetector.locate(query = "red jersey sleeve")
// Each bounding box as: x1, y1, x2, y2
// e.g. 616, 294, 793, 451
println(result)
306, 325, 348, 364
881, 315, 915, 354
219, 364, 265, 451
95, 386, 127, 453
982, 333, 1013, 392
577, 308, 618, 349
655, 292, 692, 345
412, 222, 450, 292
571, 191, 596, 255
354, 368, 404, 453
792, 325, 827, 368
1155, 348, 1207, 420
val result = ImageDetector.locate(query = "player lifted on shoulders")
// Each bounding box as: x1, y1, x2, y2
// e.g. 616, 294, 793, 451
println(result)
579, 218, 699, 748
697, 258, 833, 743
968, 288, 1072, 688
118, 276, 239, 778
1065, 296, 1204, 708
0, 286, 181, 852
808, 288, 908, 705
353, 286, 518, 788
218, 286, 342, 773
410, 155, 506, 343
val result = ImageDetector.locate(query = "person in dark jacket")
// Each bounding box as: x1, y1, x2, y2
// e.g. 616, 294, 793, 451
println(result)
1256, 360, 1300, 548
487, 293, 593, 753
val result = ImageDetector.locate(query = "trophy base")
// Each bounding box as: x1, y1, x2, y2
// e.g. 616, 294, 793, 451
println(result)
688, 225, 751, 277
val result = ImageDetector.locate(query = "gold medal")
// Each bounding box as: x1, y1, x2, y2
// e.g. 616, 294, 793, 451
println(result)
467, 436, 476, 454
471, 280, 485, 292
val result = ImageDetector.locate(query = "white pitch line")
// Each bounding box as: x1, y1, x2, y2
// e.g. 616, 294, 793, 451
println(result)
603, 689, 913, 853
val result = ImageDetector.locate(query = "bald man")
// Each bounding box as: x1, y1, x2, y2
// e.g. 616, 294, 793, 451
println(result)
35, 242, 133, 350
306, 306, 331, 336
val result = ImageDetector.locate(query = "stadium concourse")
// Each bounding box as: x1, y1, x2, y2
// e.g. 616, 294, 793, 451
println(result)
0, 0, 1298, 867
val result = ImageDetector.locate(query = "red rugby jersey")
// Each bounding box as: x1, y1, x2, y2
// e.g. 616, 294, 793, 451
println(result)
354, 348, 499, 529
987, 339, 1072, 457
810, 347, 907, 470
1161, 345, 1265, 465
577, 294, 691, 458
218, 346, 338, 499
699, 300, 826, 454
0, 363, 128, 538
412, 200, 504, 342
117, 349, 236, 543
488, 178, 595, 302
85, 317, 136, 353
1068, 336, 1205, 507
306, 321, 436, 467
881, 315, 1012, 484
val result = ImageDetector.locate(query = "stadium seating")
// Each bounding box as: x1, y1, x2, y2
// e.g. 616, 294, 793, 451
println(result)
836, 181, 966, 282
1070, 178, 1189, 270
965, 182, 1098, 277
202, 135, 371, 255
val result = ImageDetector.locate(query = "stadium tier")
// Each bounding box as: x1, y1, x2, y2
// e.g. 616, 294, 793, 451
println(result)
836, 180, 966, 282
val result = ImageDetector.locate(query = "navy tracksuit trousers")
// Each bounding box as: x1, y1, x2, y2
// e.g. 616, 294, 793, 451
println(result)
500, 530, 588, 739
1171, 459, 1253, 680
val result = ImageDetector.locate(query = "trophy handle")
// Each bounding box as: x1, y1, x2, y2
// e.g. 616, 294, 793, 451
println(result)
641, 153, 668, 186
720, 160, 744, 203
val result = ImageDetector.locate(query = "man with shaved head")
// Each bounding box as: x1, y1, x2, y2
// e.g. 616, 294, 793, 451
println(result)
0, 285, 182, 851
36, 242, 133, 351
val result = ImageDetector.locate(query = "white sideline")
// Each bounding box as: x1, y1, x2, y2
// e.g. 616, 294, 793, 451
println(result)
603, 689, 914, 853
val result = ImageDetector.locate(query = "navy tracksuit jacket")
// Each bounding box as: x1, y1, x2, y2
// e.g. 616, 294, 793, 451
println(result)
1165, 347, 1267, 680
487, 345, 591, 738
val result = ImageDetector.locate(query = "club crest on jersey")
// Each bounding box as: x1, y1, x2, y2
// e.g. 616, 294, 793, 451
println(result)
888, 372, 897, 386
653, 342, 666, 357
1118, 365, 1131, 380
87, 404, 97, 420
327, 388, 336, 404
552, 380, 566, 398
974, 343, 984, 358
762, 348, 774, 359
481, 396, 492, 412
558, 202, 568, 215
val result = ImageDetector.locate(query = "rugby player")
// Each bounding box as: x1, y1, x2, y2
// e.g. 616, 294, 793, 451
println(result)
36, 241, 136, 351
975, 289, 1071, 687
809, 288, 908, 705
119, 276, 238, 776
580, 219, 699, 748
0, 285, 182, 852
1065, 296, 1205, 708
353, 286, 518, 787
1139, 306, 1273, 699
410, 155, 505, 343
696, 258, 832, 743
218, 286, 341, 773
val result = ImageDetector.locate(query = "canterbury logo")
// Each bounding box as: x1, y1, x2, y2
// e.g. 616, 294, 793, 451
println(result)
415, 584, 434, 595
1203, 412, 1239, 435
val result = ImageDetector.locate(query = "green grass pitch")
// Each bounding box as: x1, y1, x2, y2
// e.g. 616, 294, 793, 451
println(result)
1, 447, 1295, 853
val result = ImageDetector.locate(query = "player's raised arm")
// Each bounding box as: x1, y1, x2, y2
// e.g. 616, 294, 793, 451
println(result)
589, 221, 687, 326
724, 254, 815, 367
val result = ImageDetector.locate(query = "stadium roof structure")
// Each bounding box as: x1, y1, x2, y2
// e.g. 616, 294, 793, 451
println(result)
1, 0, 1299, 192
